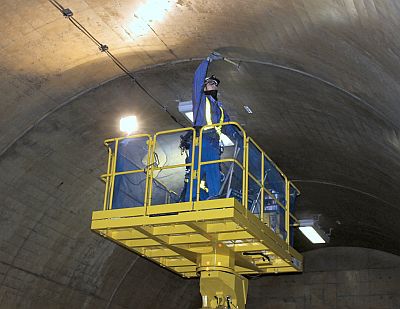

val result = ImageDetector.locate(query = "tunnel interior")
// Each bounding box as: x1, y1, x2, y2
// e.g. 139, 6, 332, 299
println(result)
1, 0, 400, 308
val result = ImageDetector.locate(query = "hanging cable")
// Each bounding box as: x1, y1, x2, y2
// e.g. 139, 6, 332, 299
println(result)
48, 0, 184, 127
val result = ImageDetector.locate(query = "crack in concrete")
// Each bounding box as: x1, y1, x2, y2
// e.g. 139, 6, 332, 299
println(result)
146, 23, 179, 59
292, 179, 396, 210
105, 255, 139, 309
0, 260, 107, 302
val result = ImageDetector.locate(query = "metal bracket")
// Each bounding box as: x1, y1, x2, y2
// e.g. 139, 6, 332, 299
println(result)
62, 8, 73, 18
99, 44, 109, 52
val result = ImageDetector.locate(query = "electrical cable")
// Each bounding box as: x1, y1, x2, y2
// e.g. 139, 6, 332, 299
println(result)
48, 0, 184, 127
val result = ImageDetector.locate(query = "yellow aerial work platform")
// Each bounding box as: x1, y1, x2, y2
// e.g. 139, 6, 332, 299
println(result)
91, 122, 302, 309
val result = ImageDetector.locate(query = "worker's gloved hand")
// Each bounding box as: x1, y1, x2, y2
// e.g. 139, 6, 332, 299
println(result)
207, 51, 223, 62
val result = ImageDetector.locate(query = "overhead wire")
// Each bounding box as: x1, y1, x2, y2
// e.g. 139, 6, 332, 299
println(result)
48, 0, 184, 127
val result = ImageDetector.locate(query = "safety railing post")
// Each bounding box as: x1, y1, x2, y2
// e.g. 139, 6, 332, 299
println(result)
197, 129, 203, 202
189, 133, 197, 208
243, 137, 249, 215
285, 177, 290, 245
144, 137, 154, 214
108, 139, 119, 210
261, 153, 264, 222
145, 137, 156, 213
103, 145, 112, 211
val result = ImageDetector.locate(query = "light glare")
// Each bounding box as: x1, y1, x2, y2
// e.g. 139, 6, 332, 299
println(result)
126, 0, 173, 39
136, 0, 173, 22
220, 133, 234, 146
185, 112, 194, 122
299, 226, 326, 244
120, 116, 138, 134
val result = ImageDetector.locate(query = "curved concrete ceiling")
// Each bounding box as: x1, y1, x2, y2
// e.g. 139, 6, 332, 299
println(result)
3, 0, 400, 152
1, 0, 400, 306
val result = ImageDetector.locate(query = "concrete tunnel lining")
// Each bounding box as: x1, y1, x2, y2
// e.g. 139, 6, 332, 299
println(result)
1, 62, 399, 306
1, 0, 400, 307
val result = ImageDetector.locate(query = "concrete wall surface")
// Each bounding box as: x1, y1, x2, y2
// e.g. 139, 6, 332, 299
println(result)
0, 73, 399, 309
0, 76, 200, 309
2, 1, 400, 308
247, 247, 400, 309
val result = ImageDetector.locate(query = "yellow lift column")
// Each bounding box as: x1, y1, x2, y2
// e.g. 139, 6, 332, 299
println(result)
198, 243, 248, 308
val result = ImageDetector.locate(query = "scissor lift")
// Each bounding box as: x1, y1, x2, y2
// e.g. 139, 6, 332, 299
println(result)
91, 123, 302, 309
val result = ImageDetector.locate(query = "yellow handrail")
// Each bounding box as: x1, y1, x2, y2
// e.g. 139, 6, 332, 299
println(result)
197, 122, 247, 206
101, 122, 300, 244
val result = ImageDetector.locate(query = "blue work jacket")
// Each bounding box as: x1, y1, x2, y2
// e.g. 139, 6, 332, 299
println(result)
192, 59, 231, 128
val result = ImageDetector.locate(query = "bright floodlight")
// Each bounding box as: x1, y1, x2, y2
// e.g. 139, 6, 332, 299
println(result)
298, 219, 329, 244
120, 116, 138, 134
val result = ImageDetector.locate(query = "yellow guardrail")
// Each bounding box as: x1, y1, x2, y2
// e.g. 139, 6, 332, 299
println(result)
101, 122, 300, 245
197, 122, 247, 206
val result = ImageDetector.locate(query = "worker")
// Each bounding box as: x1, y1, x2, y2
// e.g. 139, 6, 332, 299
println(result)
183, 52, 235, 201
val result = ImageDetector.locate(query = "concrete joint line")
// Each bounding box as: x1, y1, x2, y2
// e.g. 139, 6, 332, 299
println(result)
106, 255, 140, 309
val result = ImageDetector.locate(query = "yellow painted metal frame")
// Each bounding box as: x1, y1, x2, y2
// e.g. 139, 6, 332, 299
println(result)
197, 122, 247, 204
246, 137, 299, 243
149, 127, 197, 207
92, 198, 302, 278
93, 122, 302, 307
102, 134, 152, 211
96, 121, 301, 247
